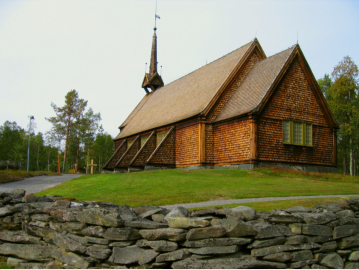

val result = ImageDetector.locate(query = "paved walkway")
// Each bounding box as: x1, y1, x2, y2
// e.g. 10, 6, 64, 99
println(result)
0, 174, 83, 194
161, 194, 359, 210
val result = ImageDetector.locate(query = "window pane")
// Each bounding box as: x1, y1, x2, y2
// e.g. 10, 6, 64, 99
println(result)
283, 121, 290, 143
306, 124, 312, 145
128, 140, 134, 148
141, 136, 149, 147
157, 132, 168, 145
293, 122, 303, 144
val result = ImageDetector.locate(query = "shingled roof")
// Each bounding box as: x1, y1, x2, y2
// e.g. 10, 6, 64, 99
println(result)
214, 46, 295, 122
115, 40, 255, 139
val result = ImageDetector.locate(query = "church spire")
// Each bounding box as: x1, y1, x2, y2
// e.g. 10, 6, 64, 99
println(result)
142, 4, 164, 94
149, 28, 158, 76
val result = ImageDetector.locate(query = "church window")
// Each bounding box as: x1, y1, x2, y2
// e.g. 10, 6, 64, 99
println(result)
141, 136, 149, 148
127, 139, 134, 148
283, 120, 312, 146
157, 132, 168, 146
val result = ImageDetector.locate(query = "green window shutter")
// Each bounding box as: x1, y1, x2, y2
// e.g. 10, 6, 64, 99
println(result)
306, 124, 312, 146
283, 121, 290, 143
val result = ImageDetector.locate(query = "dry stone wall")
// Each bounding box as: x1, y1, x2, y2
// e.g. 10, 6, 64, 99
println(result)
1, 190, 359, 269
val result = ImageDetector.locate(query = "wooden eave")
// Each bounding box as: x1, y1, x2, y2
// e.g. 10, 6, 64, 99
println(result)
201, 39, 267, 117
252, 45, 339, 129
102, 139, 126, 169
114, 135, 140, 168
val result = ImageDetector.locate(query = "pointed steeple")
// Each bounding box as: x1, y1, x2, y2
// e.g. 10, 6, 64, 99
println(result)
142, 27, 164, 94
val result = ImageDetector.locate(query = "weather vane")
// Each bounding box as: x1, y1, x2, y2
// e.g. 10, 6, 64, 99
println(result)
154, 0, 160, 30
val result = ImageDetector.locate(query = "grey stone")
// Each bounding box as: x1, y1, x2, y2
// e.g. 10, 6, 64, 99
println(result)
225, 220, 256, 237
139, 208, 163, 218
80, 225, 105, 237
251, 245, 299, 257
292, 250, 313, 262
167, 217, 210, 228
0, 230, 42, 244
51, 199, 71, 208
311, 263, 328, 269
0, 205, 15, 217
269, 215, 304, 224
17, 262, 45, 269
151, 214, 166, 223
346, 262, 359, 269
109, 246, 158, 265
136, 239, 178, 252
211, 217, 238, 230
248, 236, 286, 249
314, 202, 348, 213
6, 257, 28, 267
310, 235, 333, 243
337, 250, 352, 256
164, 206, 189, 221
44, 260, 64, 269
226, 206, 256, 221
52, 248, 90, 269
22, 193, 38, 203
289, 223, 302, 234
110, 241, 136, 247
49, 221, 86, 233
294, 243, 321, 250
29, 220, 47, 228
76, 208, 123, 227
53, 233, 87, 254
148, 262, 171, 269
103, 227, 140, 241
347, 199, 359, 212
290, 261, 307, 268
317, 241, 337, 253
286, 235, 307, 245
349, 251, 359, 262
295, 212, 337, 224
286, 206, 312, 213
337, 210, 355, 219
263, 252, 292, 262
338, 236, 359, 249
139, 228, 187, 241
187, 226, 226, 240
125, 218, 168, 229
0, 243, 54, 261
65, 233, 88, 245
184, 237, 252, 248
333, 225, 359, 239
191, 208, 217, 217
171, 257, 287, 269
156, 249, 191, 263
11, 189, 26, 198
134, 205, 164, 216
254, 223, 291, 239
86, 245, 112, 260
188, 245, 239, 255
22, 223, 56, 240
85, 236, 109, 245
302, 224, 333, 236
321, 253, 344, 269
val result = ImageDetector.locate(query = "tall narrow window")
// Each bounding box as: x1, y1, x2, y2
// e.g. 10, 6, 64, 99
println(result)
283, 121, 291, 143
306, 123, 312, 146
127, 140, 134, 148
293, 122, 303, 144
157, 132, 167, 146
141, 136, 149, 148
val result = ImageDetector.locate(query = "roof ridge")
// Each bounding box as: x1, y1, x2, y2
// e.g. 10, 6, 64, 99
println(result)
158, 40, 255, 89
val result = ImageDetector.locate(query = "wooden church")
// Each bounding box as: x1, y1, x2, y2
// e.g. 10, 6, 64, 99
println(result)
103, 28, 338, 173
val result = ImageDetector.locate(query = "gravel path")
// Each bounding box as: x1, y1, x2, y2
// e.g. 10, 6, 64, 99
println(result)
0, 174, 83, 194
161, 194, 359, 210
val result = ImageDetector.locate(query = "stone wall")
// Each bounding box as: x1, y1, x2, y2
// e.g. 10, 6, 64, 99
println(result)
1, 190, 359, 269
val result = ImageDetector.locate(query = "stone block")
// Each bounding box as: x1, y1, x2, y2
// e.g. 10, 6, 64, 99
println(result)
136, 239, 178, 252
109, 246, 158, 265
52, 248, 90, 269
184, 237, 252, 248
125, 218, 168, 229
251, 245, 299, 257
164, 207, 189, 221
187, 226, 226, 240
167, 217, 210, 228
302, 224, 333, 236
263, 252, 293, 262
248, 236, 286, 249
76, 208, 123, 227
349, 251, 359, 262
139, 228, 187, 241
86, 245, 112, 260
225, 206, 256, 221
0, 243, 54, 261
333, 225, 359, 239
338, 236, 359, 249
291, 250, 313, 262
254, 223, 291, 239
53, 233, 87, 254
320, 253, 344, 269
156, 249, 191, 263
188, 245, 239, 255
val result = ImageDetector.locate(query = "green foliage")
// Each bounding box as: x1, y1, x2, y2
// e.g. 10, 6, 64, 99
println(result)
36, 169, 359, 207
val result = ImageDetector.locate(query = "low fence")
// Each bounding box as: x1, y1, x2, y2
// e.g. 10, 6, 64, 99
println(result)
0, 189, 359, 269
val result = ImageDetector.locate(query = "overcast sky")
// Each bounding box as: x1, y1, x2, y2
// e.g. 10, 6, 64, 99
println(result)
1, 0, 358, 140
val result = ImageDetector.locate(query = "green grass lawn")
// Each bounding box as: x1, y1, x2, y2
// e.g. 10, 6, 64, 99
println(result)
36, 168, 359, 208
